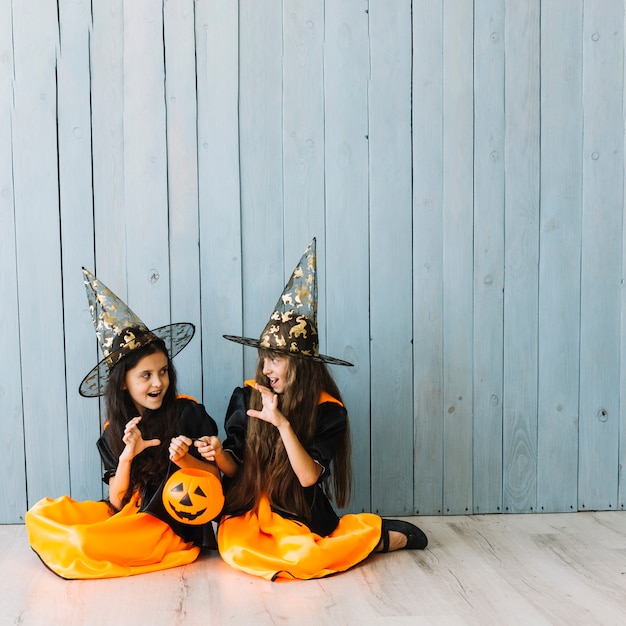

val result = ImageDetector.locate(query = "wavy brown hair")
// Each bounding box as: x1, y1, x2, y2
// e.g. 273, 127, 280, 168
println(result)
224, 350, 352, 523
103, 339, 178, 507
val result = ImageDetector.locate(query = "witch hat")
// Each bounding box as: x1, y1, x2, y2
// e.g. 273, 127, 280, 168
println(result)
223, 238, 353, 366
79, 268, 195, 397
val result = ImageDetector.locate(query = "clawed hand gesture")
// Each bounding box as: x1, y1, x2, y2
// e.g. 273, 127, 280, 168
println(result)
247, 384, 287, 429
120, 416, 160, 461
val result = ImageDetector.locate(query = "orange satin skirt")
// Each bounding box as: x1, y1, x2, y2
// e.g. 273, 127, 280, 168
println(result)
25, 494, 200, 579
217, 495, 382, 581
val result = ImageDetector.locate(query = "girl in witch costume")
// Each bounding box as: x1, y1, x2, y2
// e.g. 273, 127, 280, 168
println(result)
197, 239, 427, 581
25, 268, 222, 579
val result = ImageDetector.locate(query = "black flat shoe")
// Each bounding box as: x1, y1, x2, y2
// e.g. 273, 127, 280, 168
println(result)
380, 518, 428, 552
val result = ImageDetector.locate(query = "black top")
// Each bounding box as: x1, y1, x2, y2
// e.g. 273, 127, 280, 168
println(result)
222, 385, 348, 537
97, 396, 219, 546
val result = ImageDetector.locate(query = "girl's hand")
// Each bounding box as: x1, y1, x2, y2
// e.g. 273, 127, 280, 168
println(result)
169, 435, 193, 464
248, 385, 322, 488
195, 436, 224, 462
247, 384, 288, 429
121, 416, 160, 461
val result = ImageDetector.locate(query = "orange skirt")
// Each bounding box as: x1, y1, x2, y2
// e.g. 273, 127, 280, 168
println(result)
217, 495, 382, 580
25, 494, 200, 579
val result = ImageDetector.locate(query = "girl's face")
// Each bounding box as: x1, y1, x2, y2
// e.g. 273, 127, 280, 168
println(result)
123, 350, 170, 416
262, 354, 289, 395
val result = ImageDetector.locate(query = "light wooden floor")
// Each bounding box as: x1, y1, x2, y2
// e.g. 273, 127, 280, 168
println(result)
3, 512, 626, 625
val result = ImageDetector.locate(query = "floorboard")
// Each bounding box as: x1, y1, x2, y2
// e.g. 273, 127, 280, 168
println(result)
3, 512, 626, 625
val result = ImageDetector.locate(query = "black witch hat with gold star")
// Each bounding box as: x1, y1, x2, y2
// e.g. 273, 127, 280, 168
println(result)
223, 238, 353, 366
79, 268, 195, 397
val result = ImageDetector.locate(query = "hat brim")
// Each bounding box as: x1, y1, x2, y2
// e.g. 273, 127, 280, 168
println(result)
223, 334, 354, 367
79, 323, 195, 397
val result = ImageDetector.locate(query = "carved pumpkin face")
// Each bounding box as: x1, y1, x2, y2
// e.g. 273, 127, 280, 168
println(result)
162, 468, 224, 525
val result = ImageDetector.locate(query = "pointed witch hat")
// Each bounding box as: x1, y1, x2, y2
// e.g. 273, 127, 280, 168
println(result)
79, 268, 195, 397
223, 238, 353, 366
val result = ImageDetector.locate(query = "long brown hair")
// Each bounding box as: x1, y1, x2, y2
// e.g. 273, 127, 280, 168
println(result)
104, 339, 178, 507
225, 350, 352, 522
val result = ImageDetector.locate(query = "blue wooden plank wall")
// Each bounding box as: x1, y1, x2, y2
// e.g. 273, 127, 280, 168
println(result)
1, 1, 625, 523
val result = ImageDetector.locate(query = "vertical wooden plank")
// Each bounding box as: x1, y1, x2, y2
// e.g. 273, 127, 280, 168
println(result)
368, 0, 414, 515
123, 0, 170, 326
283, 1, 325, 259
503, 0, 540, 513
282, 1, 326, 394
413, 0, 444, 515
195, 0, 242, 425
90, 2, 125, 461
7, 0, 626, 524
91, 0, 125, 301
442, 0, 474, 516
473, 0, 505, 514
57, 0, 101, 500
163, 0, 202, 400
537, 0, 582, 513
579, 1, 623, 511
324, 0, 370, 513
621, 4, 626, 512
13, 1, 71, 505
238, 0, 284, 376
0, 1, 28, 522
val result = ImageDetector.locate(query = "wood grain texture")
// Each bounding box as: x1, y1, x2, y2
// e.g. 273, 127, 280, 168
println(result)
442, 0, 474, 516
324, 0, 371, 514
369, 0, 414, 515
57, 0, 102, 501
283, 0, 325, 255
4, 1, 626, 523
621, 3, 626, 513
413, 0, 445, 515
238, 0, 285, 377
91, 0, 125, 292
12, 0, 71, 506
282, 1, 326, 382
123, 0, 170, 327
537, 0, 583, 513
164, 0, 202, 402
473, 0, 505, 515
578, 0, 624, 512
195, 0, 243, 426
0, 0, 27, 522
502, 0, 540, 514
6, 512, 626, 624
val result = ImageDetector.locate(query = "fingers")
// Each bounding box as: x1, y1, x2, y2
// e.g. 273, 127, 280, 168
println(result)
122, 417, 143, 447
247, 409, 262, 420
123, 416, 141, 436
247, 387, 279, 422
169, 435, 193, 461
195, 435, 222, 461
254, 384, 277, 405
121, 417, 162, 458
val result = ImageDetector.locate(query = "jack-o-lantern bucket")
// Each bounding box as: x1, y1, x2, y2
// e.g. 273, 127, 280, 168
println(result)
162, 468, 224, 525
